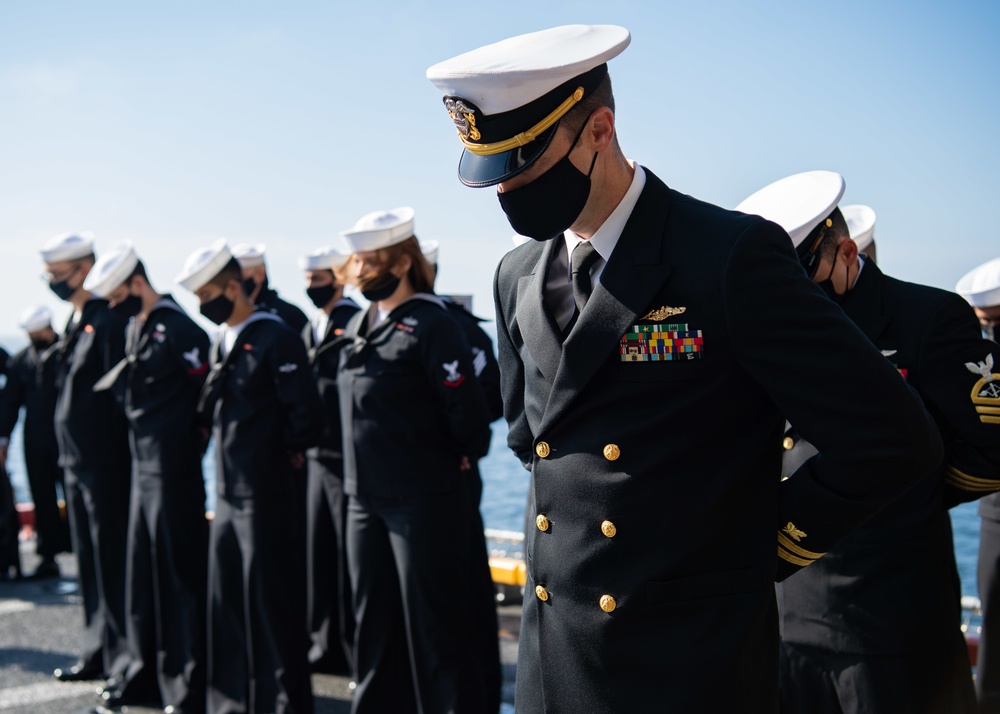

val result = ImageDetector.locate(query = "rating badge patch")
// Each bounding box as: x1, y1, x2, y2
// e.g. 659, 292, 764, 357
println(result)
619, 323, 704, 362
966, 354, 1000, 425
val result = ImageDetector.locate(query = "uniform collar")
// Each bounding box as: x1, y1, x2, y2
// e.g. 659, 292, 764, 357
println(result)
562, 160, 646, 268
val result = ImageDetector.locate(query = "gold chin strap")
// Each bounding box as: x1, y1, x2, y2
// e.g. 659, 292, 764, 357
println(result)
461, 87, 585, 156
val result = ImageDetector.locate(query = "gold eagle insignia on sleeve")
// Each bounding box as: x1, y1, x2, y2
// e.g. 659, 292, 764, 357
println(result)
782, 522, 807, 542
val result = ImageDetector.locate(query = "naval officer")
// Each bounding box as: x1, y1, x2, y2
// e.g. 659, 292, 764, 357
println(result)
956, 257, 1000, 713
84, 242, 211, 712
427, 25, 942, 712
299, 246, 361, 675
232, 243, 310, 334
737, 172, 1000, 714
178, 239, 323, 714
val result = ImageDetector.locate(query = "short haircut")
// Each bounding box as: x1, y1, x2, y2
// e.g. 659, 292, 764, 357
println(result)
559, 73, 616, 137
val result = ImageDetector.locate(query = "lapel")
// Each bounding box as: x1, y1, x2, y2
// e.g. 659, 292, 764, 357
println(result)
516, 239, 564, 385
538, 172, 675, 432
842, 259, 890, 344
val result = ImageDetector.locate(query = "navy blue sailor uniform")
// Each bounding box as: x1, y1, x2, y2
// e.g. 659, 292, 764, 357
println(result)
777, 260, 1000, 714
103, 297, 212, 709
256, 285, 309, 336
493, 168, 942, 713
301, 297, 361, 673
53, 298, 133, 678
199, 311, 324, 714
0, 346, 20, 579
338, 295, 492, 714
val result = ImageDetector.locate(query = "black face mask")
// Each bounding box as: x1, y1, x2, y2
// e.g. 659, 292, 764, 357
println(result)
200, 293, 235, 325
31, 338, 54, 352
111, 294, 143, 320
49, 276, 77, 301
306, 284, 336, 309
496, 122, 599, 241
361, 273, 401, 303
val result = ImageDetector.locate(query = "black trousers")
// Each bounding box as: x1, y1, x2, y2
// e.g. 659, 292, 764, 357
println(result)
346, 488, 486, 714
24, 446, 71, 558
0, 463, 19, 577
780, 640, 976, 714
120, 472, 208, 710
63, 464, 131, 676
305, 455, 353, 673
207, 492, 313, 714
979, 516, 1000, 713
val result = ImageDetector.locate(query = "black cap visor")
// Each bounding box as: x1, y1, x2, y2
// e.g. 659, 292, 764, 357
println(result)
457, 122, 560, 188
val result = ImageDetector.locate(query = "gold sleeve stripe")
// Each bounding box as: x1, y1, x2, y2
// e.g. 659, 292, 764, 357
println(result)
978, 405, 1000, 415
461, 87, 585, 156
981, 415, 1000, 425
777, 547, 814, 567
946, 465, 1000, 491
778, 531, 825, 560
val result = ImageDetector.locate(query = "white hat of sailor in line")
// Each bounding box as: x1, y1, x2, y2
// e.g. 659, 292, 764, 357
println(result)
341, 207, 416, 253
83, 241, 140, 298
300, 246, 350, 271
511, 234, 533, 248
40, 231, 96, 264
231, 243, 267, 268
426, 25, 631, 188
420, 240, 440, 267
176, 239, 236, 292
735, 170, 846, 278
956, 257, 1000, 309
842, 204, 876, 252
18, 305, 52, 333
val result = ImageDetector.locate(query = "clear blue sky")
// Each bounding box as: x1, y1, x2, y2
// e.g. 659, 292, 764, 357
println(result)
2, 0, 998, 339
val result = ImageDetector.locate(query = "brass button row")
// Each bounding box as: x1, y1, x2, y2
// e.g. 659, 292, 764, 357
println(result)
534, 585, 617, 613
534, 515, 617, 538
534, 441, 622, 461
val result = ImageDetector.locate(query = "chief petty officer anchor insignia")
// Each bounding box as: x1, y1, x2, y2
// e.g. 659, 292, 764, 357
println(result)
967, 353, 1000, 424
620, 306, 704, 362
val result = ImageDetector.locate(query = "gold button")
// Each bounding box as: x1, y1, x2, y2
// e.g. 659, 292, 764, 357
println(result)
599, 594, 617, 613
601, 520, 617, 538
535, 585, 549, 602
535, 441, 551, 458
603, 444, 621, 461
782, 436, 794, 451
536, 514, 550, 532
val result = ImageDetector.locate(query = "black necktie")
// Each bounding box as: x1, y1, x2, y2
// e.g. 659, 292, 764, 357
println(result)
571, 241, 601, 316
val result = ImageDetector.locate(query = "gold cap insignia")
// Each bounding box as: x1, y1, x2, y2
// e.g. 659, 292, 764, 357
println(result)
444, 98, 481, 142
641, 306, 686, 321
782, 522, 807, 541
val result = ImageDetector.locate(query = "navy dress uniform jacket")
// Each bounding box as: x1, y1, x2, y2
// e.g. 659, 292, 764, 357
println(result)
257, 286, 309, 336
779, 261, 1000, 654
493, 170, 943, 713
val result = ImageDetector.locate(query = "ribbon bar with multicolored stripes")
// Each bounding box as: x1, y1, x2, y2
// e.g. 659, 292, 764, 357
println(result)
619, 323, 704, 362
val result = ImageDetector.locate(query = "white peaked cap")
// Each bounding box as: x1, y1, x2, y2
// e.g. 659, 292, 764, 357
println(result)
231, 243, 267, 268
176, 239, 234, 292
40, 231, 96, 263
420, 240, 440, 266
341, 207, 416, 253
18, 305, 52, 333
83, 241, 139, 297
842, 204, 876, 251
736, 171, 846, 249
956, 257, 1000, 308
300, 246, 349, 271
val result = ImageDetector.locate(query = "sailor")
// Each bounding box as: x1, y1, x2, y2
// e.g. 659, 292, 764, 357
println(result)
737, 174, 1000, 714
427, 25, 942, 711
0, 345, 19, 581
422, 240, 504, 713
337, 207, 491, 714
0, 306, 71, 579
299, 246, 361, 675
177, 239, 323, 714
955, 256, 1000, 713
41, 232, 132, 685
82, 242, 211, 712
231, 242, 309, 334
843, 203, 877, 263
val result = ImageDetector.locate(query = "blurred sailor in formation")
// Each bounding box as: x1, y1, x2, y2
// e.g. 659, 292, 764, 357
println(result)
41, 232, 133, 686
0, 305, 70, 579
337, 207, 491, 713
428, 24, 941, 712
738, 172, 1000, 714
956, 257, 1000, 713
84, 242, 212, 712
299, 246, 360, 675
232, 242, 309, 335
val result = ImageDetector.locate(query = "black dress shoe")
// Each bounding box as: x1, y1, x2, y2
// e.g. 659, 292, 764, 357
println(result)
100, 688, 159, 707
55, 663, 103, 681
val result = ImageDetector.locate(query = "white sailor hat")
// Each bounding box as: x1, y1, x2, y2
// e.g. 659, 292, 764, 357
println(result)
511, 234, 533, 248
40, 231, 96, 264
300, 246, 349, 271
83, 241, 139, 298
231, 243, 267, 268
427, 25, 631, 187
736, 171, 846, 277
341, 207, 416, 253
956, 257, 1000, 309
842, 204, 876, 251
176, 239, 235, 292
420, 240, 439, 266
18, 305, 52, 333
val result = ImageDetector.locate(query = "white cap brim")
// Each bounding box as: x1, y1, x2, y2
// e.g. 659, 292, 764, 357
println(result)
41, 231, 96, 263
341, 207, 416, 253
18, 305, 52, 333
300, 247, 349, 271
176, 239, 234, 291
231, 242, 267, 268
956, 257, 1000, 308
83, 241, 139, 297
736, 171, 846, 248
